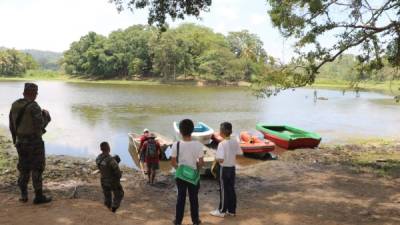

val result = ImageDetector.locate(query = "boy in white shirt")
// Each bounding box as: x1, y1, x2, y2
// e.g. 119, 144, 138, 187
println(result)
210, 122, 243, 218
171, 119, 204, 225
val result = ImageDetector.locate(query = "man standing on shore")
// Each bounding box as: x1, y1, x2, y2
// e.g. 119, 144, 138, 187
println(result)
9, 83, 52, 204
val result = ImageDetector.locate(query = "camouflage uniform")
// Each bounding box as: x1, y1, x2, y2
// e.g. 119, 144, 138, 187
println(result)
96, 153, 124, 210
9, 84, 51, 201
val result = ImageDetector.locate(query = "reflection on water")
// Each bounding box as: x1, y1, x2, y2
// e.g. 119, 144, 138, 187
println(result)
0, 81, 399, 167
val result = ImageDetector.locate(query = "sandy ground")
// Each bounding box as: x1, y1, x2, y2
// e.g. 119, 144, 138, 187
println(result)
1, 140, 400, 225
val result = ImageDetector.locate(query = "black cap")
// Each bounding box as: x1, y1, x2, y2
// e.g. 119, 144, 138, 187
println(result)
24, 83, 38, 93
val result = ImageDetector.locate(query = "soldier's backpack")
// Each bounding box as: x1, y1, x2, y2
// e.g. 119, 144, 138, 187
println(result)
146, 139, 158, 159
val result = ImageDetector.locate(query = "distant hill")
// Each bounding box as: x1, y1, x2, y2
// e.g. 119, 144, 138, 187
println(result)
22, 49, 62, 71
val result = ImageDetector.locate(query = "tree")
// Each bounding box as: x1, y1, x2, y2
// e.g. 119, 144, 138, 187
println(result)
150, 30, 182, 79
61, 23, 272, 83
109, 0, 212, 28
63, 32, 108, 76
198, 48, 244, 83
227, 30, 268, 81
0, 49, 38, 76
227, 30, 267, 63
267, 0, 400, 86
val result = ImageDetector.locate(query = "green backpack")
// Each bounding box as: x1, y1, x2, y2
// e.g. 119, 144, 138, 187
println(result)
174, 141, 200, 185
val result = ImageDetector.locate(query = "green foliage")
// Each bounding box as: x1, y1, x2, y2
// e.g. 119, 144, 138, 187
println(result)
110, 0, 212, 28
0, 49, 38, 76
267, 0, 400, 87
62, 23, 272, 83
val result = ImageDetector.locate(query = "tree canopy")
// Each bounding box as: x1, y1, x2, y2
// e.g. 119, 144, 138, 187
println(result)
62, 24, 270, 83
0, 49, 38, 76
111, 0, 400, 93
109, 0, 211, 29
267, 0, 400, 85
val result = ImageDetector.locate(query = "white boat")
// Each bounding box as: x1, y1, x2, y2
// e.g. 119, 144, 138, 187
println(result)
173, 121, 214, 145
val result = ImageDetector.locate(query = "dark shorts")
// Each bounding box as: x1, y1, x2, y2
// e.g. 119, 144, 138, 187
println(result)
147, 162, 159, 170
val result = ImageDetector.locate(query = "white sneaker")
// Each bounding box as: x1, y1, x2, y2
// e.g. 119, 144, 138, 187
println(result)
226, 212, 236, 217
210, 209, 225, 218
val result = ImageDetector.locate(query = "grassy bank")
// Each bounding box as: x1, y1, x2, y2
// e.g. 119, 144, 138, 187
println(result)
0, 70, 251, 87
1, 70, 399, 94
313, 78, 400, 96
0, 70, 164, 86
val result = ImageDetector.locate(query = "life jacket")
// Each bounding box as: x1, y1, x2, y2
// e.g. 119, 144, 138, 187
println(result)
146, 139, 158, 158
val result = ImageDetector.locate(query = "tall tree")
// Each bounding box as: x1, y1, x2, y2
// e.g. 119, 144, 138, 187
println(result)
0, 49, 38, 76
227, 30, 267, 81
267, 0, 400, 85
227, 30, 267, 63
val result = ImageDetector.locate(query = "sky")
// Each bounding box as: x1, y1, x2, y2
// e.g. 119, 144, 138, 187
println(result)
0, 0, 294, 61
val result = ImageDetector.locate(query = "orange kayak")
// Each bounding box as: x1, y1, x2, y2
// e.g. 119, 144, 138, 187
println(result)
240, 131, 275, 154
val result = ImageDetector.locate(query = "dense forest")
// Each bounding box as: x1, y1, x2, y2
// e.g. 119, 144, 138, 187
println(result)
0, 23, 398, 85
0, 48, 38, 76
312, 55, 398, 82
62, 24, 272, 82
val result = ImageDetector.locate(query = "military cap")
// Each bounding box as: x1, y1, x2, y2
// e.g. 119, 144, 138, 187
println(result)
24, 82, 38, 92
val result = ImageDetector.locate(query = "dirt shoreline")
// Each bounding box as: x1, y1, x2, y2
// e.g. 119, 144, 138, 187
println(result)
1, 134, 400, 225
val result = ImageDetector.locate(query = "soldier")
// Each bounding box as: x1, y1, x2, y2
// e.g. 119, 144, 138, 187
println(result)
9, 83, 52, 204
96, 142, 124, 213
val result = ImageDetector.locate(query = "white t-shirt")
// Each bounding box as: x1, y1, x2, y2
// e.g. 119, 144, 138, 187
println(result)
171, 140, 204, 169
216, 138, 243, 167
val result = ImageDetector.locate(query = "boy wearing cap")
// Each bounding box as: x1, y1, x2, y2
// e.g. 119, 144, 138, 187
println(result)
210, 122, 243, 218
140, 133, 161, 184
96, 142, 124, 212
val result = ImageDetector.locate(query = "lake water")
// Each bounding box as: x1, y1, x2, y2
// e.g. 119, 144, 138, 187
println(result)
1, 81, 399, 166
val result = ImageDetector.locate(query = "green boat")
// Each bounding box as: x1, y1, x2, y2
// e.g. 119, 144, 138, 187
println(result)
256, 124, 321, 149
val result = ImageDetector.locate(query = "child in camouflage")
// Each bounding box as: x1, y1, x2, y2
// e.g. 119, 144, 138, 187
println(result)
96, 142, 124, 213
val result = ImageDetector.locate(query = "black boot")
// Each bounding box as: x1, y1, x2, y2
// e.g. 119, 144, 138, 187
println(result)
19, 188, 28, 203
33, 189, 52, 205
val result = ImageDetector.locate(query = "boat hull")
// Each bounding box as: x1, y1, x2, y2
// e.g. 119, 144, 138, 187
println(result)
256, 124, 321, 150
128, 132, 215, 175
173, 121, 214, 145
240, 131, 275, 157
262, 133, 321, 149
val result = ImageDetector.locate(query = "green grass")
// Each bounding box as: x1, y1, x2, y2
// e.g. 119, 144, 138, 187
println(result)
313, 78, 400, 96
350, 151, 400, 177
0, 70, 67, 80
1, 71, 400, 93
346, 138, 396, 146
0, 70, 163, 86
